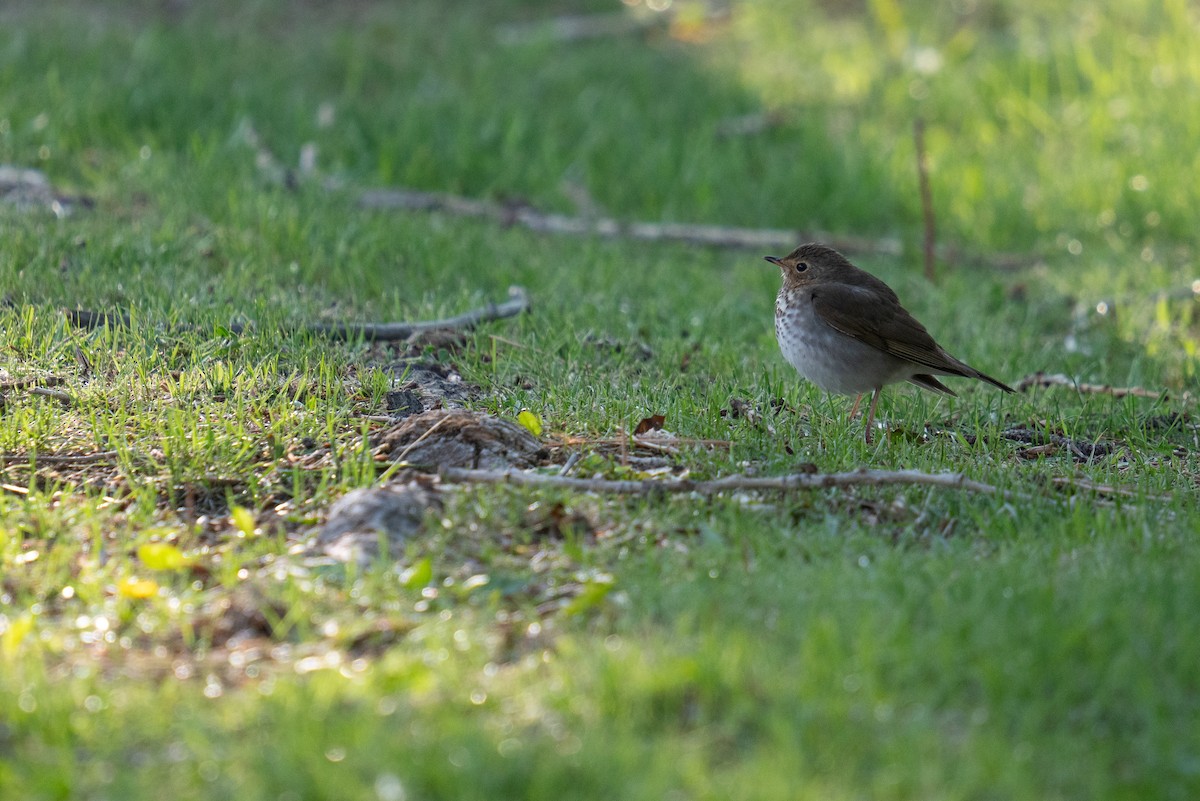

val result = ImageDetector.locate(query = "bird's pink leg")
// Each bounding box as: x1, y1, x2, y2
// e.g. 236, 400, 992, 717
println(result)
848, 393, 864, 419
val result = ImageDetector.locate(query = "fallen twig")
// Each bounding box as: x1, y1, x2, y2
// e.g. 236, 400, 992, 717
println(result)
356, 186, 1032, 268
0, 376, 73, 407
558, 451, 582, 477
552, 434, 732, 452
1049, 476, 1172, 503
440, 466, 1008, 498
0, 375, 66, 391
358, 186, 817, 248
0, 450, 120, 466
29, 386, 73, 406
1002, 426, 1120, 463
233, 108, 1030, 269
1015, 371, 1167, 399
63, 286, 530, 341
301, 286, 530, 340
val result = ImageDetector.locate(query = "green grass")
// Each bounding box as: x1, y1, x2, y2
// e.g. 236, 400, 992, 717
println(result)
2, 1, 1199, 799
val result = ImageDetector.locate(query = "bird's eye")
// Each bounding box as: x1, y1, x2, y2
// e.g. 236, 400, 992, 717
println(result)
795, 261, 809, 272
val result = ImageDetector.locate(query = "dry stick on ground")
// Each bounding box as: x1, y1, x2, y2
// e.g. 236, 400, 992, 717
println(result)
1, 376, 73, 407
357, 187, 1033, 269
357, 187, 822, 249
1049, 476, 1173, 503
0, 376, 65, 391
914, 118, 937, 282
443, 467, 1177, 506
1015, 371, 1169, 399
236, 115, 1028, 268
551, 434, 732, 454
440, 466, 1010, 498
0, 450, 120, 466
29, 386, 73, 406
63, 287, 530, 342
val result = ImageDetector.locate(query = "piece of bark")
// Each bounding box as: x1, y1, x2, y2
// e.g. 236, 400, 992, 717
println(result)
318, 482, 440, 565
375, 410, 547, 470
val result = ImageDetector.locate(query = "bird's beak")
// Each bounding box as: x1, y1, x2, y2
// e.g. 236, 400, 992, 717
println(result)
764, 255, 783, 267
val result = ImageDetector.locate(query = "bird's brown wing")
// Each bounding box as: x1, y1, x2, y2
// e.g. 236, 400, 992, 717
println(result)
811, 283, 972, 376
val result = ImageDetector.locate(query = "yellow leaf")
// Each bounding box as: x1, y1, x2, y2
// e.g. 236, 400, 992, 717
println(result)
1, 613, 35, 658
400, 557, 433, 589
231, 506, 257, 537
118, 577, 159, 599
517, 409, 543, 436
137, 542, 191, 571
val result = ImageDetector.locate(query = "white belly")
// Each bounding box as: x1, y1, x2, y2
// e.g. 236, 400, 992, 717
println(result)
775, 291, 914, 395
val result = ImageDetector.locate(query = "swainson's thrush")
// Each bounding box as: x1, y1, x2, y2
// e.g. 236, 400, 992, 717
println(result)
765, 243, 1014, 442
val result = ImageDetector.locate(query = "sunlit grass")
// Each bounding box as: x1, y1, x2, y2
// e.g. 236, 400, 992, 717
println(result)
714, 0, 1200, 255
1, 1, 1199, 799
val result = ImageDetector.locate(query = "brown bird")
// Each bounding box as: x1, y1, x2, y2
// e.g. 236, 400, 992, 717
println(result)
765, 243, 1014, 442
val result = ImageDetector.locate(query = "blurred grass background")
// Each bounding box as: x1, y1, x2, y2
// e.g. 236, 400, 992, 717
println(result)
5, 0, 1197, 251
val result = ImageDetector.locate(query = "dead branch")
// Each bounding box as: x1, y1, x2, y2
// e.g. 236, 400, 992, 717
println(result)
1015, 371, 1167, 399
1, 375, 66, 391
234, 111, 1030, 269
356, 186, 1032, 268
552, 434, 731, 451
914, 118, 936, 282
30, 386, 73, 406
63, 286, 530, 342
1, 376, 72, 407
302, 286, 529, 340
358, 186, 895, 255
440, 465, 1008, 498
0, 450, 120, 466
1049, 476, 1172, 503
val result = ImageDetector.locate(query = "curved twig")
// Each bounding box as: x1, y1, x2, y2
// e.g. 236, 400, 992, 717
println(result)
62, 286, 530, 341
1015, 371, 1167, 399
439, 466, 1009, 498
0, 450, 120, 465
357, 186, 1032, 268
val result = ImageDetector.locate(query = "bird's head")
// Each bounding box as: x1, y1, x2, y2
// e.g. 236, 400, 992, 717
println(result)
763, 243, 853, 288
